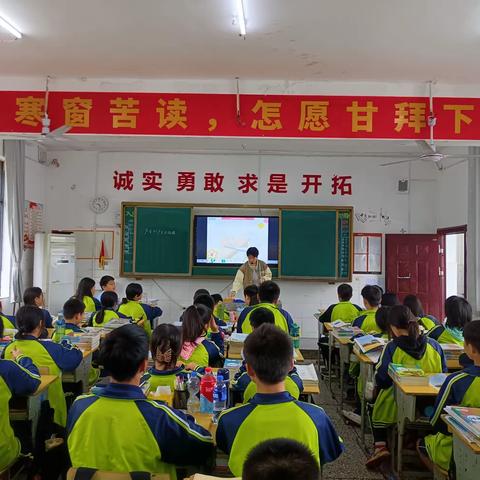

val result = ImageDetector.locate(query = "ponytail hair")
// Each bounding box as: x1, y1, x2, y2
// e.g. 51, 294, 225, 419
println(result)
95, 291, 118, 326
122, 283, 143, 305
151, 324, 181, 368
181, 304, 212, 343
75, 277, 96, 301
388, 305, 420, 340
15, 306, 44, 339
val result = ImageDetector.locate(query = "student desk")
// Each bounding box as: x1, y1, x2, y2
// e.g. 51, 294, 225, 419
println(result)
443, 414, 480, 480
353, 348, 377, 445
62, 348, 95, 393
227, 348, 304, 362
331, 330, 353, 408
447, 358, 462, 370
390, 373, 440, 476
9, 374, 58, 443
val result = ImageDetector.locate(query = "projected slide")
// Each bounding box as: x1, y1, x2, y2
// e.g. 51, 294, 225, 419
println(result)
194, 216, 279, 265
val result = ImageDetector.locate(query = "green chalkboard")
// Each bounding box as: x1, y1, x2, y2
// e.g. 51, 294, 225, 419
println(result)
280, 208, 352, 280
121, 205, 192, 276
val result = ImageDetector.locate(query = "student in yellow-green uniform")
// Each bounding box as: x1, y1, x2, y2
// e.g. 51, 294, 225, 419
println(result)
352, 285, 382, 334
91, 291, 128, 328
74, 277, 101, 315
403, 294, 441, 332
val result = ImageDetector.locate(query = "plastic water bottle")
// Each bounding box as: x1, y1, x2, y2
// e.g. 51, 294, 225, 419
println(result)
199, 367, 216, 414
187, 372, 200, 414
53, 315, 66, 343
212, 375, 228, 423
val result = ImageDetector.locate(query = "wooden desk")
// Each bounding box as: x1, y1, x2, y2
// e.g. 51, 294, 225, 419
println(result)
443, 415, 480, 480
390, 373, 441, 476
192, 412, 218, 437
9, 374, 58, 443
62, 348, 95, 392
331, 331, 353, 409
447, 358, 462, 370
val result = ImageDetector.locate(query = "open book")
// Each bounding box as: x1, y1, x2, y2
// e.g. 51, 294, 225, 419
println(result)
295, 363, 319, 386
354, 335, 386, 354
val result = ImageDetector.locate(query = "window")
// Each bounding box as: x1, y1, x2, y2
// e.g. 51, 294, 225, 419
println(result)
353, 233, 382, 274
438, 226, 467, 299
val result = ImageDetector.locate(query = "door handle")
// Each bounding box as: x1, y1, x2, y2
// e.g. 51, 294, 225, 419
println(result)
397, 276, 411, 279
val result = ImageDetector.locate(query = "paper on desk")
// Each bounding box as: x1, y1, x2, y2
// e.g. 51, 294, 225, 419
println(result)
230, 332, 248, 343
365, 349, 382, 364
429, 373, 448, 387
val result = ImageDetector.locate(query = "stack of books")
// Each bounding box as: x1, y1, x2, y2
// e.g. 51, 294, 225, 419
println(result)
445, 406, 480, 447
102, 318, 131, 331
335, 325, 362, 338
66, 332, 101, 351
440, 343, 464, 361
228, 332, 248, 357
296, 363, 319, 387
388, 363, 429, 385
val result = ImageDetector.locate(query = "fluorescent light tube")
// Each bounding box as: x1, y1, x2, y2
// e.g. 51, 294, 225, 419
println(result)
0, 15, 22, 39
236, 0, 246, 36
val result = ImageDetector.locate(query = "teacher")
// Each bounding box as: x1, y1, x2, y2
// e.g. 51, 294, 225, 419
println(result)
230, 247, 272, 298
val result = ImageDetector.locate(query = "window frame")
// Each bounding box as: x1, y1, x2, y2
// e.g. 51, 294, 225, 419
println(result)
353, 232, 383, 274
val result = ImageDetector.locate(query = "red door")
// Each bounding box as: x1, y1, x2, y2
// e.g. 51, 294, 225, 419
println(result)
386, 234, 444, 320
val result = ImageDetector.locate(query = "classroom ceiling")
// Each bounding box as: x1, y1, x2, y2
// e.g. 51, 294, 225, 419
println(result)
0, 0, 480, 83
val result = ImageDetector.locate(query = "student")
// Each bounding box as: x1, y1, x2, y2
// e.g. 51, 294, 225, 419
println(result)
374, 306, 391, 338
403, 294, 440, 332
63, 298, 87, 334
352, 285, 382, 334
23, 287, 53, 328
381, 292, 400, 307
366, 305, 447, 469
4, 306, 83, 427
237, 281, 293, 334
417, 320, 480, 472
0, 319, 41, 472
317, 283, 363, 324
67, 324, 214, 476
242, 438, 321, 480
428, 295, 472, 346
212, 293, 230, 323
91, 291, 126, 328
145, 324, 188, 392
195, 293, 227, 328
232, 307, 303, 402
117, 283, 162, 336
180, 304, 224, 368
217, 324, 343, 476
96, 275, 116, 301
244, 284, 260, 307
75, 277, 101, 314
0, 301, 15, 330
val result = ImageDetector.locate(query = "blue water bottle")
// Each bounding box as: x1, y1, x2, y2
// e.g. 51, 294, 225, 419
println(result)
53, 314, 66, 343
212, 375, 228, 423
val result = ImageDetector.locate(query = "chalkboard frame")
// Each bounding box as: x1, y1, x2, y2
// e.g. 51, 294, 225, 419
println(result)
120, 202, 353, 281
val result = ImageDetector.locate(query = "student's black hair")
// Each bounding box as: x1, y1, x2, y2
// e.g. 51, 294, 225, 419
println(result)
337, 283, 353, 302
23, 287, 43, 306
403, 294, 424, 317
211, 293, 223, 305
94, 291, 118, 326
381, 292, 400, 307
193, 289, 210, 302
388, 305, 420, 340
0, 318, 4, 338
464, 320, 480, 353
243, 438, 320, 480
250, 307, 275, 329
445, 295, 472, 330
122, 283, 143, 304
244, 284, 260, 306
99, 275, 115, 289
361, 285, 382, 308
63, 298, 85, 320
259, 281, 281, 304
246, 247, 259, 258
99, 324, 148, 382
151, 324, 182, 369
75, 277, 96, 300
15, 306, 44, 339
244, 323, 292, 384
375, 306, 391, 334
181, 304, 212, 343
194, 293, 215, 311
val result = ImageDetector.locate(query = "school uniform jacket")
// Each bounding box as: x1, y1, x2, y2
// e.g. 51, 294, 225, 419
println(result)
0, 356, 41, 470
65, 323, 87, 335
67, 383, 214, 478
0, 314, 15, 330
81, 296, 102, 314
352, 309, 381, 334
3, 335, 83, 426
180, 332, 224, 367
427, 325, 464, 346
424, 365, 480, 470
144, 365, 190, 392
91, 309, 127, 328
417, 315, 440, 332
216, 391, 344, 476
118, 300, 162, 337
318, 301, 363, 324
232, 361, 304, 402
236, 303, 293, 334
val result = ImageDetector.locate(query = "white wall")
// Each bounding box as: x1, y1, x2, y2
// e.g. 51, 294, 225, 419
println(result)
38, 150, 440, 346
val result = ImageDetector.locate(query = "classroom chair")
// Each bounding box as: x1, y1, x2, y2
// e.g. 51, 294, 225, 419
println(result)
67, 468, 170, 480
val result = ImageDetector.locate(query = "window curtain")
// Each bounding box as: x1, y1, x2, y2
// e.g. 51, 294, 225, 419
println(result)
4, 140, 25, 305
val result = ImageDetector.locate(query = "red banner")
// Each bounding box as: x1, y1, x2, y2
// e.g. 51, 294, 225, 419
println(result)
2, 90, 479, 139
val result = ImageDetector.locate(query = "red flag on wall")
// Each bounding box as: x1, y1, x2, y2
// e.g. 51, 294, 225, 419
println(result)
99, 239, 106, 269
